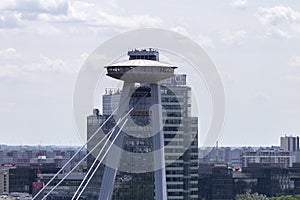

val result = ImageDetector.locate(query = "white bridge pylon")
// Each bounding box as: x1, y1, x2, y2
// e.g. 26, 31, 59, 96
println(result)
98, 58, 177, 200
98, 82, 168, 200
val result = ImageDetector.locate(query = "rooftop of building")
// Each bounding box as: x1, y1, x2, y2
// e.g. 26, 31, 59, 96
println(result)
0, 193, 32, 200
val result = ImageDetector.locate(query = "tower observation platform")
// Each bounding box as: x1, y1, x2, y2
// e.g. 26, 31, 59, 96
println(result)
99, 48, 176, 200
106, 56, 176, 83
106, 49, 177, 83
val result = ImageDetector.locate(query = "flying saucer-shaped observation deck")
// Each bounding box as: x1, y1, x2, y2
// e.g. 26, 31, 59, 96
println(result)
106, 59, 177, 83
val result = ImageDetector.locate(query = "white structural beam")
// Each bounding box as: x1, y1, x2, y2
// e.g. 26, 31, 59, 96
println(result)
98, 82, 134, 200
151, 83, 168, 200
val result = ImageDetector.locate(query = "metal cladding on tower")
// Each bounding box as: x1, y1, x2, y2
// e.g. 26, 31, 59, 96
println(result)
106, 59, 177, 83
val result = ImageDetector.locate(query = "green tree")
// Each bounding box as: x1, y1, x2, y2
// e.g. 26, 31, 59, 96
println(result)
236, 192, 269, 200
270, 196, 296, 200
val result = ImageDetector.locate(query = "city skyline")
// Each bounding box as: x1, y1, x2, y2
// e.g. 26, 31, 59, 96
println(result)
0, 0, 300, 146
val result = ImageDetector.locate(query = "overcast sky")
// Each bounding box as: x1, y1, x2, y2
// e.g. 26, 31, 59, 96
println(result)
0, 0, 300, 146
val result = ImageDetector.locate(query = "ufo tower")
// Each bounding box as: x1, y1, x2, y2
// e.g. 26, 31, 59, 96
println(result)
98, 49, 177, 200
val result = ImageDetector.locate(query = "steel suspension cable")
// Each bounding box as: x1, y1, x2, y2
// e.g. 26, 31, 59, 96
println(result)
72, 119, 129, 200
72, 91, 149, 199
32, 92, 134, 200
40, 111, 130, 200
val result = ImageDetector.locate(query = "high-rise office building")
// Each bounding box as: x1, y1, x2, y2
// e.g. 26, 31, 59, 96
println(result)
280, 135, 299, 152
85, 49, 198, 199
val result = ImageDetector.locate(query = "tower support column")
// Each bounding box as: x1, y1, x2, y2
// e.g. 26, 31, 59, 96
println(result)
98, 82, 134, 200
150, 83, 168, 200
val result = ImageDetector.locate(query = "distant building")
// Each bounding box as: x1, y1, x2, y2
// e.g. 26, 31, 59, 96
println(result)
199, 162, 295, 198
242, 163, 293, 197
230, 148, 243, 167
233, 171, 257, 195
38, 173, 87, 199
289, 162, 300, 195
32, 181, 44, 200
0, 147, 86, 173
242, 149, 295, 168
199, 147, 243, 168
9, 167, 36, 194
0, 193, 31, 199
0, 169, 9, 194
198, 163, 234, 200
9, 163, 59, 195
281, 135, 299, 152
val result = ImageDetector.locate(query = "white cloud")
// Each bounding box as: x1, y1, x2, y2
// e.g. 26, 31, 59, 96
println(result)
0, 0, 17, 10
289, 56, 300, 66
280, 55, 300, 82
221, 71, 236, 84
267, 28, 292, 39
0, 48, 84, 78
257, 6, 300, 25
0, 0, 69, 15
195, 35, 215, 49
37, 1, 93, 23
0, 0, 162, 33
170, 26, 189, 36
0, 47, 17, 56
0, 64, 23, 78
170, 26, 214, 49
254, 92, 272, 103
35, 23, 61, 36
159, 54, 172, 64
0, 12, 23, 28
25, 56, 68, 73
94, 12, 162, 28
280, 75, 300, 82
0, 0, 69, 32
221, 30, 247, 45
256, 6, 300, 39
231, 0, 247, 9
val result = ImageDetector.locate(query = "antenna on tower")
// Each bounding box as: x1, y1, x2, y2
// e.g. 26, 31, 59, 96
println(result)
216, 140, 219, 163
